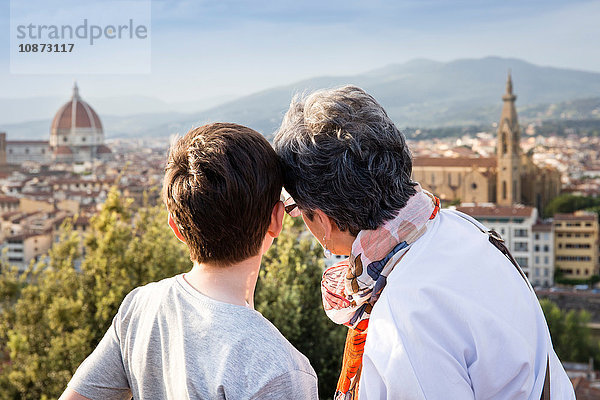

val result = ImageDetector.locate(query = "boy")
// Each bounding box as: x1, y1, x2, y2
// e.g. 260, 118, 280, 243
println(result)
60, 123, 318, 399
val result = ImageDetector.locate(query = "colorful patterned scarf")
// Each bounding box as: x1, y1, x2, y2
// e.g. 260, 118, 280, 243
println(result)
321, 185, 440, 399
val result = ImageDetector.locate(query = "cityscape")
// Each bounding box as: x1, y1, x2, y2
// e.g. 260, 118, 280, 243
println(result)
1, 1, 600, 398
4, 76, 600, 288
2, 68, 600, 395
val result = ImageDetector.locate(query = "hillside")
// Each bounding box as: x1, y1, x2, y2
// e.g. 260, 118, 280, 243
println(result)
3, 57, 600, 141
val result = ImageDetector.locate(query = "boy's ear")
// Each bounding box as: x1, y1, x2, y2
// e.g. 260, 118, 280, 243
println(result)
168, 214, 186, 243
267, 201, 285, 238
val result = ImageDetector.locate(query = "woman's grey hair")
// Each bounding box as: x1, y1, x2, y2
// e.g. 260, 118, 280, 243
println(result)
273, 85, 416, 235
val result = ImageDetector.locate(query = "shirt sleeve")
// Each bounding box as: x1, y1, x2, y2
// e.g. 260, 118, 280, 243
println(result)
67, 312, 132, 400
250, 370, 318, 400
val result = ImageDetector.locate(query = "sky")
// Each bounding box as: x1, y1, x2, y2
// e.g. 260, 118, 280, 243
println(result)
0, 0, 599, 104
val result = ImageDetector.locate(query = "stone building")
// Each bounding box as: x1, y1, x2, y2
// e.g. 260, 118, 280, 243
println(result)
531, 221, 554, 287
50, 82, 112, 163
413, 74, 561, 210
412, 157, 496, 204
2, 83, 112, 166
5, 138, 50, 164
553, 211, 599, 280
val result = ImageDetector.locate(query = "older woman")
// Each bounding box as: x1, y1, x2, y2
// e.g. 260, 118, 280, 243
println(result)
274, 86, 574, 400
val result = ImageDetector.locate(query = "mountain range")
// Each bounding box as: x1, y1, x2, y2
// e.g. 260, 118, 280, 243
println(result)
3, 56, 600, 141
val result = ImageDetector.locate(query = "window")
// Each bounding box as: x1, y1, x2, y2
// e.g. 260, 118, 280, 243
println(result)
515, 257, 528, 267
562, 268, 574, 274
544, 256, 549, 265
514, 242, 528, 252
556, 256, 592, 262
535, 233, 540, 240
471, 182, 477, 190
557, 233, 563, 238
585, 223, 592, 227
543, 245, 549, 252
535, 256, 540, 264
544, 269, 549, 277
534, 245, 540, 252
63, 136, 68, 142
535, 268, 540, 277
565, 243, 591, 249
514, 229, 528, 238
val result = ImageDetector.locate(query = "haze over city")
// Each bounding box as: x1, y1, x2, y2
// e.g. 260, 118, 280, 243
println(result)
0, 0, 599, 114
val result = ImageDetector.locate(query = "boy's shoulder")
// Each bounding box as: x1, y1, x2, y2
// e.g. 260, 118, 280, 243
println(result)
117, 274, 315, 378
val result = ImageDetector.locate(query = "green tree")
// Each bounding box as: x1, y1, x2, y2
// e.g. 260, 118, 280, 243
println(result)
543, 194, 600, 218
0, 188, 191, 399
539, 299, 599, 364
256, 216, 346, 399
0, 189, 348, 399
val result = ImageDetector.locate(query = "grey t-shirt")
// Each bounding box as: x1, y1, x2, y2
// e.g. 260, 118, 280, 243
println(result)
68, 274, 318, 399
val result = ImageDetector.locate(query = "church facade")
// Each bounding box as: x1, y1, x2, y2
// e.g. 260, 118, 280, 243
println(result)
412, 74, 561, 211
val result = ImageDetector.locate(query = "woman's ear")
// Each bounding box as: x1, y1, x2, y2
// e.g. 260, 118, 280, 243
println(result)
168, 214, 186, 243
313, 209, 334, 241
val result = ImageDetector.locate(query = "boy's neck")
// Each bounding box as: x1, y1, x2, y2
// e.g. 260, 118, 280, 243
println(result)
184, 256, 261, 308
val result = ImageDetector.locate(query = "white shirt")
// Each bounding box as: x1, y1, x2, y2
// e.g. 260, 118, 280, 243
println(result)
360, 210, 574, 399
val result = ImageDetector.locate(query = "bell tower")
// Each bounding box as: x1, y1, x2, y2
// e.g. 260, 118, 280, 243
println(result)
496, 72, 521, 206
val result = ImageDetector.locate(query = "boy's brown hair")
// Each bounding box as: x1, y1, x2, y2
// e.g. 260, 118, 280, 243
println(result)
163, 123, 283, 265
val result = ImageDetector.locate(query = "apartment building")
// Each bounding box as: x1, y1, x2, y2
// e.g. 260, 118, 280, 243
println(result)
456, 204, 538, 278
553, 212, 599, 280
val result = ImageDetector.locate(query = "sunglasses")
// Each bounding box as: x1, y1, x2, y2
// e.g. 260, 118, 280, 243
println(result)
281, 191, 302, 218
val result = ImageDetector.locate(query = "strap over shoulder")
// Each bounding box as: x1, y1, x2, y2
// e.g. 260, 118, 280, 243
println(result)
445, 209, 551, 399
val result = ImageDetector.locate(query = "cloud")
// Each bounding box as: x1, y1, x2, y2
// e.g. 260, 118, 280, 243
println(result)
0, 0, 598, 103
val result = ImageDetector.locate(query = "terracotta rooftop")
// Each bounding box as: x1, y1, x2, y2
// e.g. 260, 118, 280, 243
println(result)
571, 377, 600, 400
0, 195, 20, 204
1, 210, 22, 219
456, 205, 535, 218
532, 222, 552, 232
554, 213, 597, 222
97, 144, 112, 154
51, 83, 103, 134
74, 216, 90, 226
52, 178, 108, 185
54, 146, 73, 155
6, 140, 49, 145
413, 156, 497, 168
